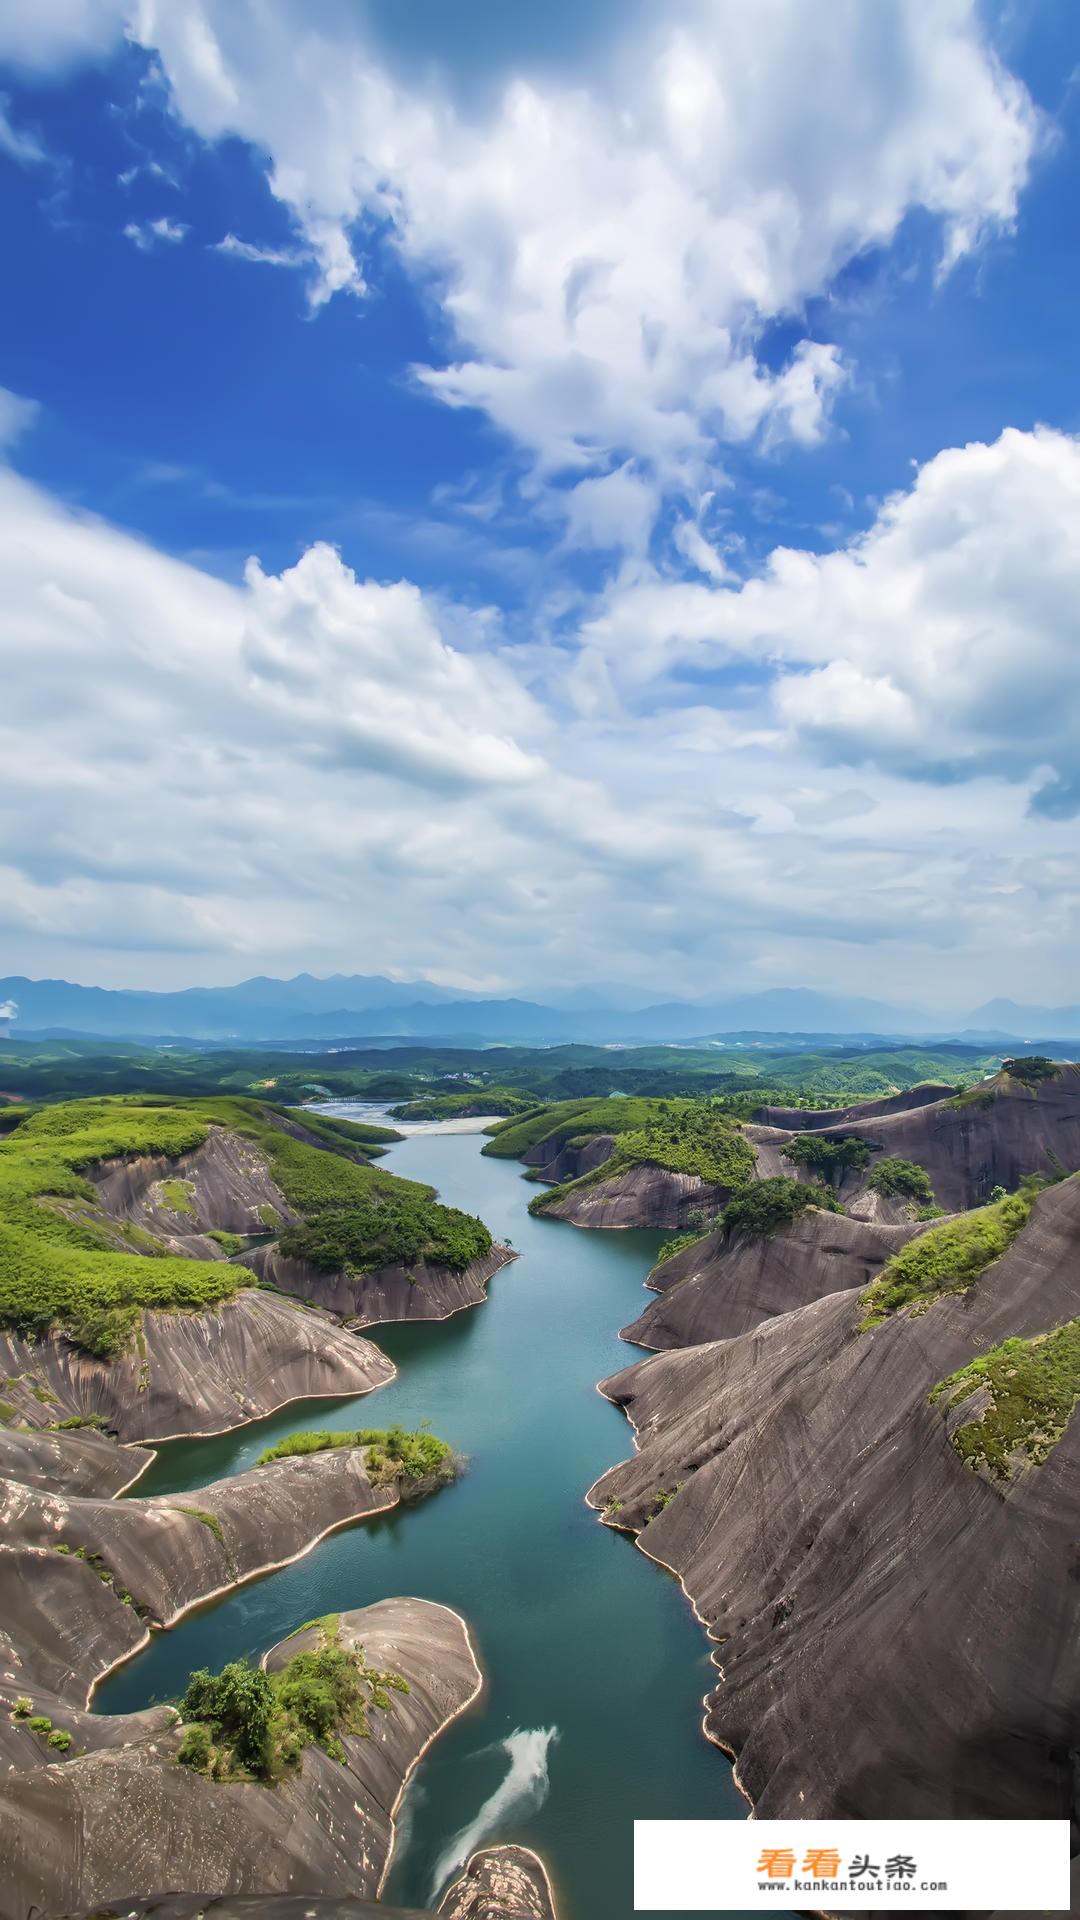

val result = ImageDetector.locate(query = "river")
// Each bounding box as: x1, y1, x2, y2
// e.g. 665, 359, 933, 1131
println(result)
97, 1118, 778, 1920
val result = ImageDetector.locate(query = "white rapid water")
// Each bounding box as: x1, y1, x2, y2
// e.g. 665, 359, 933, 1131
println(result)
428, 1727, 559, 1901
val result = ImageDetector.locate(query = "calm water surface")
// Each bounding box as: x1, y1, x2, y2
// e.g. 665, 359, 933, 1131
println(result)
98, 1122, 781, 1920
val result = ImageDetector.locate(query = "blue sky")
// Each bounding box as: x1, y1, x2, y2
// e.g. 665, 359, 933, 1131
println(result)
3, 2, 1080, 1007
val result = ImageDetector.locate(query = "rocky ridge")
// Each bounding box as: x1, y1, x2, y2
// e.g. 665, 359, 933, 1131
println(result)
590, 1176, 1080, 1832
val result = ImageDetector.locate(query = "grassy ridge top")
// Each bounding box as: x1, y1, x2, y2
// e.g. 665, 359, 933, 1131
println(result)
482, 1096, 678, 1159
523, 1100, 757, 1213
0, 1095, 491, 1357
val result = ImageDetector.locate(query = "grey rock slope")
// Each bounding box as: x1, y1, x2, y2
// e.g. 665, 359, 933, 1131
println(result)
624, 1207, 921, 1349
0, 1288, 394, 1442
534, 1162, 735, 1230
590, 1178, 1080, 1827
0, 1600, 483, 1920
90, 1123, 299, 1253
242, 1242, 516, 1328
0, 1448, 399, 1705
51, 1841, 561, 1919
0, 1423, 154, 1496
753, 1083, 956, 1131
439, 1845, 557, 1918
786, 1064, 1080, 1212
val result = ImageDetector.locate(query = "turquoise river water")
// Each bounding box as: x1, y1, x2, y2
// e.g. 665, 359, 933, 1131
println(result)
97, 1120, 784, 1920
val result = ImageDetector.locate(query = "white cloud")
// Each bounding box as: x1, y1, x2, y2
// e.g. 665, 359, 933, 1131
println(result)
0, 388, 41, 448
213, 231, 305, 270
0, 0, 128, 71
0, 94, 47, 165
10, 0, 1035, 551
2, 457, 1079, 1001
123, 214, 189, 250
579, 426, 1080, 812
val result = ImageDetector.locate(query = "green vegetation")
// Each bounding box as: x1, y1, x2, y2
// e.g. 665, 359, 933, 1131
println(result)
860, 1193, 1031, 1330
10, 1697, 31, 1718
388, 1086, 536, 1121
46, 1728, 72, 1752
930, 1316, 1080, 1478
483, 1096, 663, 1160
256, 1422, 454, 1487
176, 1632, 410, 1783
175, 1505, 225, 1545
0, 1094, 496, 1354
258, 1204, 282, 1230
780, 1134, 877, 1186
867, 1157, 936, 1204
277, 1196, 490, 1275
514, 1098, 756, 1214
654, 1229, 708, 1265
1, 1032, 1007, 1111
720, 1176, 843, 1238
160, 1179, 196, 1215
1002, 1056, 1059, 1089
27, 1715, 52, 1734
207, 1230, 244, 1254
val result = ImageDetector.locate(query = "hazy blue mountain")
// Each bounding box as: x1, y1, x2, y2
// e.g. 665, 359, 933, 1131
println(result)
1, 974, 1073, 1045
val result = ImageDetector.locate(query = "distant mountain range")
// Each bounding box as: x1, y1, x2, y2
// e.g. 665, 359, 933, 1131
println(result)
1, 974, 1079, 1046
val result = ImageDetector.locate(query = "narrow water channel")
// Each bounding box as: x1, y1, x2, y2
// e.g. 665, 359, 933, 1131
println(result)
97, 1121, 780, 1920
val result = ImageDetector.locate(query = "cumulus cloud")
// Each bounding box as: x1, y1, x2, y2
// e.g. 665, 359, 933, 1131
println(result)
580, 426, 1080, 812
2, 457, 1078, 1001
5, 0, 1039, 546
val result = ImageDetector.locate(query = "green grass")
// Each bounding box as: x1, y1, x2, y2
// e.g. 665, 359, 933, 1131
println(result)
653, 1229, 709, 1266
0, 1094, 497, 1354
720, 1176, 843, 1237
859, 1193, 1030, 1330
482, 1097, 665, 1159
256, 1422, 454, 1486
177, 1636, 411, 1782
517, 1099, 756, 1215
174, 1505, 225, 1544
931, 1317, 1080, 1477
866, 1157, 935, 1203
160, 1179, 196, 1216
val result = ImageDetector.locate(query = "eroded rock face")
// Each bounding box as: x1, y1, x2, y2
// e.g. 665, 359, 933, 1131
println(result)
439, 1845, 558, 1918
0, 1600, 483, 1920
0, 1448, 399, 1704
536, 1162, 732, 1230
624, 1208, 921, 1349
53, 1843, 563, 1920
762, 1066, 1080, 1213
753, 1085, 956, 1131
523, 1133, 615, 1184
90, 1125, 297, 1250
241, 1243, 516, 1329
0, 1424, 153, 1496
0, 1289, 394, 1442
590, 1178, 1080, 1827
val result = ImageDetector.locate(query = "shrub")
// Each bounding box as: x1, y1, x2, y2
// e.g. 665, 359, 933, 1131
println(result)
860, 1193, 1030, 1329
46, 1728, 72, 1752
721, 1177, 843, 1238
177, 1639, 410, 1783
28, 1715, 52, 1734
177, 1721, 214, 1771
11, 1697, 31, 1718
781, 1135, 877, 1185
866, 1157, 935, 1204
1002, 1056, 1059, 1088
930, 1315, 1080, 1478
256, 1423, 453, 1485
654, 1229, 708, 1266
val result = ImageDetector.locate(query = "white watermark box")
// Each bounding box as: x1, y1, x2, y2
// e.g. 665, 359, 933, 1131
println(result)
634, 1818, 1072, 1912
